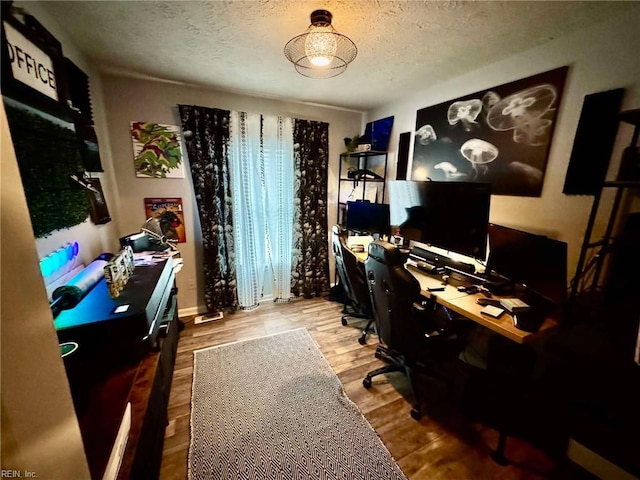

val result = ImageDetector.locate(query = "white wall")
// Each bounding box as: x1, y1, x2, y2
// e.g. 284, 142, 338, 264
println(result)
1, 3, 121, 477
1, 101, 90, 478
367, 6, 640, 281
99, 74, 362, 313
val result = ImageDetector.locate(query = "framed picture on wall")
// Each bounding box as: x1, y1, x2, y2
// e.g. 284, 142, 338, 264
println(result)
131, 122, 185, 178
143, 197, 187, 243
86, 178, 111, 225
412, 66, 568, 197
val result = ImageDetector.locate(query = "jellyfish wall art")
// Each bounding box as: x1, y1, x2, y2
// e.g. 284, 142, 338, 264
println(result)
412, 66, 568, 197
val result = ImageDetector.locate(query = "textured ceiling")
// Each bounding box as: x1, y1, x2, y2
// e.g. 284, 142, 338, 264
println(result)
38, 1, 635, 111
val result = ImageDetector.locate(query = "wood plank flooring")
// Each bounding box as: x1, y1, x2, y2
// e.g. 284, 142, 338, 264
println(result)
160, 296, 592, 479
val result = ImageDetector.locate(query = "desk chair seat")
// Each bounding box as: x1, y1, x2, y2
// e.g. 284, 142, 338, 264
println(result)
363, 240, 466, 419
331, 225, 375, 344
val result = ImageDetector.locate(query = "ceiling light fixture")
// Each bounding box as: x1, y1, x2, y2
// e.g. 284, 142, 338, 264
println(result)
284, 10, 357, 79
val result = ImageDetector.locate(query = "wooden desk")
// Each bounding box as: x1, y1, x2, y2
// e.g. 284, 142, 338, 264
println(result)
409, 267, 558, 344
355, 249, 558, 344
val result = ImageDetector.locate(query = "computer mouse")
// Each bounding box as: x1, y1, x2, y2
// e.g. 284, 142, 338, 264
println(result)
512, 313, 543, 333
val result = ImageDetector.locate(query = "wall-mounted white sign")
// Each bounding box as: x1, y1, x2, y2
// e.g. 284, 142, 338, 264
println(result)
3, 21, 58, 101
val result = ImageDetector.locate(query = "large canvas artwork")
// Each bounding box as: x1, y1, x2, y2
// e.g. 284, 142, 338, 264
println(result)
131, 122, 185, 178
412, 67, 568, 196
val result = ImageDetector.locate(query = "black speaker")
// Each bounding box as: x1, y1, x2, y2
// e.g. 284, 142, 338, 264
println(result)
617, 146, 640, 181
563, 88, 624, 195
606, 212, 640, 305
396, 132, 411, 180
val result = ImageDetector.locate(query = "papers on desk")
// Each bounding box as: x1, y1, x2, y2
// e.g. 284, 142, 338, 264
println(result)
133, 250, 178, 266
172, 257, 184, 274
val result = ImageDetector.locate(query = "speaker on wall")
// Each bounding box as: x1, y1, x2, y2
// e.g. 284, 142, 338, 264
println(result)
563, 88, 624, 195
605, 212, 640, 305
396, 132, 411, 180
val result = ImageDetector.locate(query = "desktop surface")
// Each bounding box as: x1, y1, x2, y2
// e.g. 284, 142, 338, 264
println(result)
352, 242, 559, 344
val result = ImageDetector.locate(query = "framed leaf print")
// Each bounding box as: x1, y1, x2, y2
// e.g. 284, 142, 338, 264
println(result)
131, 122, 185, 178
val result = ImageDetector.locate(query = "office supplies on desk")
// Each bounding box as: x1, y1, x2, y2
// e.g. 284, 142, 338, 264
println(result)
512, 312, 543, 332
481, 305, 505, 318
477, 297, 502, 307
500, 298, 531, 313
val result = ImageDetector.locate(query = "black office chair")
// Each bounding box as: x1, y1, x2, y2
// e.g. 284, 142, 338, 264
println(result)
331, 225, 375, 344
362, 240, 467, 419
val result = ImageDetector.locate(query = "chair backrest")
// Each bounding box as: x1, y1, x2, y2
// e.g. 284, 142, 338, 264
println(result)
331, 225, 372, 314
364, 240, 424, 353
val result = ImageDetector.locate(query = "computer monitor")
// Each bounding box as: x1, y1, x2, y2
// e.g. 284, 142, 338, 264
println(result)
361, 116, 394, 151
486, 223, 568, 308
388, 180, 491, 260
345, 201, 390, 235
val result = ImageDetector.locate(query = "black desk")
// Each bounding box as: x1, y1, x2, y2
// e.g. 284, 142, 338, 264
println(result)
55, 259, 179, 479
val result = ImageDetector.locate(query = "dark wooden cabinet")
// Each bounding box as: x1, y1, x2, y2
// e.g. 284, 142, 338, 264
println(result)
59, 262, 180, 480
121, 295, 179, 480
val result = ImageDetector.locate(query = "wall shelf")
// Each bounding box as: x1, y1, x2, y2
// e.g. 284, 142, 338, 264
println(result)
570, 108, 640, 309
337, 150, 388, 225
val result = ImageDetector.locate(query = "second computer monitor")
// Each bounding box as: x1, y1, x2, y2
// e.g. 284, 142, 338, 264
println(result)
345, 201, 390, 236
486, 223, 568, 308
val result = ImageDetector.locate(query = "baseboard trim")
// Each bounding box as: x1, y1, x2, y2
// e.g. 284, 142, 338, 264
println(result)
567, 438, 639, 480
178, 294, 278, 319
178, 305, 205, 318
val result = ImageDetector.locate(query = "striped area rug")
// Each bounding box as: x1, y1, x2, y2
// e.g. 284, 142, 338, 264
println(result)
189, 328, 407, 480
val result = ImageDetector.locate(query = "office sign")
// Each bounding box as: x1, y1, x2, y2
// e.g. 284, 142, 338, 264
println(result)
3, 21, 58, 100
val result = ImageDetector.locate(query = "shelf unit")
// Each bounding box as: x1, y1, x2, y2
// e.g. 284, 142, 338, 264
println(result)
337, 150, 388, 225
570, 109, 640, 307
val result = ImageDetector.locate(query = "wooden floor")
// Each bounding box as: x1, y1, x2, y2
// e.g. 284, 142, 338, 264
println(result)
160, 296, 592, 480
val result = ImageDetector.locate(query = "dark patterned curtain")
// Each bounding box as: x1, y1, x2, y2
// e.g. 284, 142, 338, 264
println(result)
178, 105, 238, 313
291, 119, 330, 298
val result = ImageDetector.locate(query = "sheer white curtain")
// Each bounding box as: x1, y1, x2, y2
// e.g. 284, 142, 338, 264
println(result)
263, 115, 294, 303
229, 111, 294, 309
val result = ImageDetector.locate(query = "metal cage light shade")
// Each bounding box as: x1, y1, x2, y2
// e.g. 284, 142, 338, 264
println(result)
284, 10, 357, 79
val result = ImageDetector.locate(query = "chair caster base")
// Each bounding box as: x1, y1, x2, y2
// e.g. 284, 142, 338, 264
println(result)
341, 317, 348, 326
374, 350, 382, 359
490, 450, 509, 466
491, 432, 509, 465
363, 377, 372, 389
358, 335, 367, 345
410, 408, 422, 420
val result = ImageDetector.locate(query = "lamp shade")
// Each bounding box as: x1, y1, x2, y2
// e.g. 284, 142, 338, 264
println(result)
284, 10, 357, 79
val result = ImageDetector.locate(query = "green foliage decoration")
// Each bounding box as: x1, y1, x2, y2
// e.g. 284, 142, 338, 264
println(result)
5, 102, 90, 238
131, 122, 182, 178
